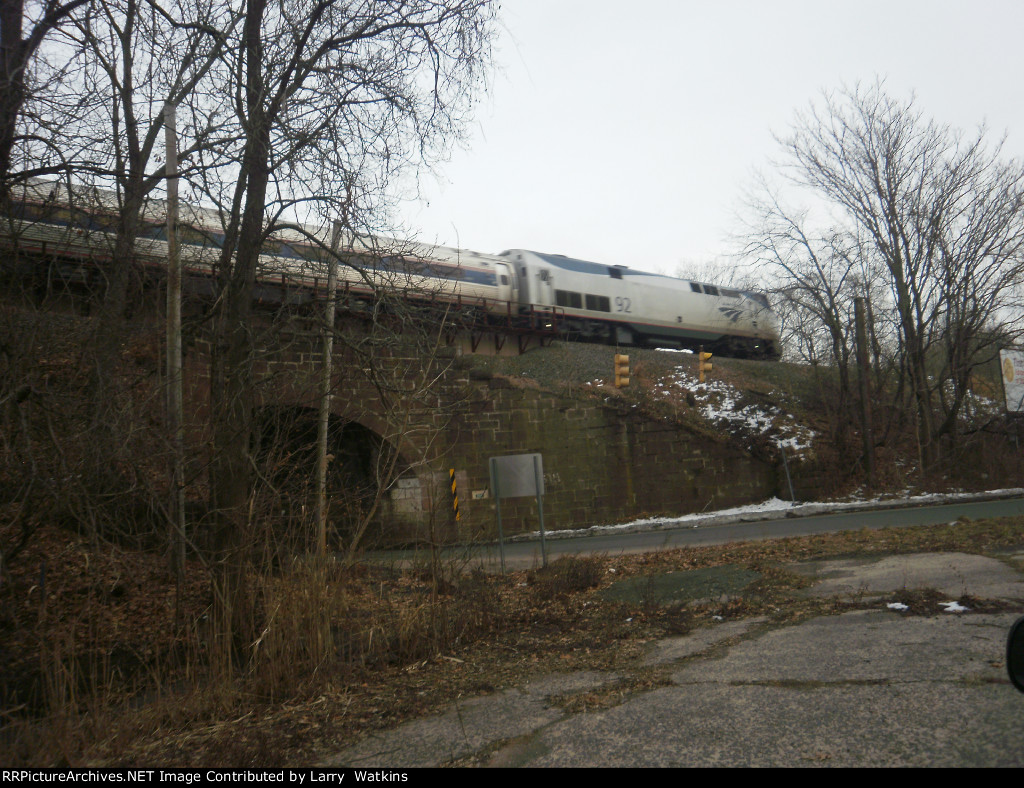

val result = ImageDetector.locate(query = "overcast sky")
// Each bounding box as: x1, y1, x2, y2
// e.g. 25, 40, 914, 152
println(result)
398, 0, 1024, 276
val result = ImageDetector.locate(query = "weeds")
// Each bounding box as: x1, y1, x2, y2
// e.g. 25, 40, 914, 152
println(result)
882, 587, 1016, 616
0, 525, 514, 766
2, 517, 1024, 766
527, 555, 606, 601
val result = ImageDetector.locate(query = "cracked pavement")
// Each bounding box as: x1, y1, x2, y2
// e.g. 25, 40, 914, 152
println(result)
322, 550, 1024, 767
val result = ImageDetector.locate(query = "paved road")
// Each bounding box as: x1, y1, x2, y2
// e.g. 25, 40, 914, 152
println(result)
456, 494, 1024, 571
326, 548, 1024, 767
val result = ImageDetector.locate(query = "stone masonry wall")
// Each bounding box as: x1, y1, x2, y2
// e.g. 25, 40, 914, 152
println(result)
181, 317, 783, 547
440, 375, 779, 543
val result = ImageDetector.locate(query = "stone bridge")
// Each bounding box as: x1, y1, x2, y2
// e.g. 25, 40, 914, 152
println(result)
2, 257, 781, 549
178, 308, 781, 549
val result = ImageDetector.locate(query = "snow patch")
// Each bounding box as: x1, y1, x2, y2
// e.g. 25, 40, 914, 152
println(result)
652, 364, 816, 455
513, 488, 1024, 541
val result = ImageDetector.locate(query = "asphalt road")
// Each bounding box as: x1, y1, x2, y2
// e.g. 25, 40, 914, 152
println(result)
438, 494, 1024, 571
330, 545, 1024, 767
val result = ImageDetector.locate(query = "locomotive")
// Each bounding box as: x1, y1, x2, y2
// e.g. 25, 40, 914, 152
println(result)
0, 179, 780, 358
501, 249, 779, 358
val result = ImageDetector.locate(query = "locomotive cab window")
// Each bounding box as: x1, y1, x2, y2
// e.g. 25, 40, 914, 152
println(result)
703, 285, 719, 296
585, 294, 611, 312
555, 289, 583, 309
690, 283, 702, 293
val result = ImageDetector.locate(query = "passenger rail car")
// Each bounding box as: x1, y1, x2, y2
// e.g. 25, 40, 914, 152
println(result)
0, 179, 522, 321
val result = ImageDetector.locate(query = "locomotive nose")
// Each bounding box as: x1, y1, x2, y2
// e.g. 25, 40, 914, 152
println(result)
762, 306, 782, 342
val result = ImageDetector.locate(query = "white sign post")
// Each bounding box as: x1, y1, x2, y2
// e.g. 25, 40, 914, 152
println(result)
489, 453, 547, 573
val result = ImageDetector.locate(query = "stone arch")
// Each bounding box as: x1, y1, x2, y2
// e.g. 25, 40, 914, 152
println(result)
251, 401, 442, 550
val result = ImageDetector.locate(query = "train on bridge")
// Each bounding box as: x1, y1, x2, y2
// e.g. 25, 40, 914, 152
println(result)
1, 179, 780, 358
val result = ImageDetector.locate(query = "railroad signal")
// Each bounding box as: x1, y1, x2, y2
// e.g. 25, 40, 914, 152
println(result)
614, 353, 630, 388
698, 349, 713, 383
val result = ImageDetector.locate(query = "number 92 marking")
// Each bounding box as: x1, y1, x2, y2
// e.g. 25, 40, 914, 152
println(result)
615, 296, 632, 313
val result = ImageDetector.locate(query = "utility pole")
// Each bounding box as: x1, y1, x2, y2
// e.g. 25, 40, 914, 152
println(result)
316, 220, 343, 556
164, 103, 186, 585
855, 297, 874, 487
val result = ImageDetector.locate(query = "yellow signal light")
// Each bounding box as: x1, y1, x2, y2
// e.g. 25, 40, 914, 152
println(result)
698, 350, 713, 383
614, 353, 630, 388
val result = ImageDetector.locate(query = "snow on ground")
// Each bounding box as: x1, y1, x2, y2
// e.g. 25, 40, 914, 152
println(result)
653, 363, 816, 456
582, 355, 815, 454
514, 488, 1024, 541
551, 355, 1017, 543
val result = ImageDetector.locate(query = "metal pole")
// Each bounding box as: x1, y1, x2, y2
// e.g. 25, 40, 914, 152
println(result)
164, 102, 185, 584
855, 297, 874, 488
534, 455, 547, 567
779, 441, 795, 502
491, 458, 506, 574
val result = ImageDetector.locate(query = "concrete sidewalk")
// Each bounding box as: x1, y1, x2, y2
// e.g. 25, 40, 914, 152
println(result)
323, 549, 1024, 768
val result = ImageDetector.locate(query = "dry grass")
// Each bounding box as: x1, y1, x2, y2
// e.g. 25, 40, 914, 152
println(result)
2, 515, 1023, 766
527, 554, 605, 600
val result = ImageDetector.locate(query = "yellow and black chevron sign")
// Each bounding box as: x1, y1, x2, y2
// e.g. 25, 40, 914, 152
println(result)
449, 468, 460, 521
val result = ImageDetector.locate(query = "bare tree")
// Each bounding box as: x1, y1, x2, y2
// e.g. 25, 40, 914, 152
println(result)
0, 0, 90, 205
767, 81, 1024, 470
0, 0, 243, 569
54, 0, 239, 333
742, 187, 868, 452
673, 257, 755, 290
199, 0, 495, 670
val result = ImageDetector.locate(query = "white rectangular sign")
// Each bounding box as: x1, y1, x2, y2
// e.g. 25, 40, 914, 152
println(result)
489, 453, 544, 499
1000, 348, 1024, 413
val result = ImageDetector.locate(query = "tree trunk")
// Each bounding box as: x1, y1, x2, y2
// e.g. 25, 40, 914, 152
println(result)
207, 0, 271, 670
0, 0, 90, 205
0, 0, 28, 208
